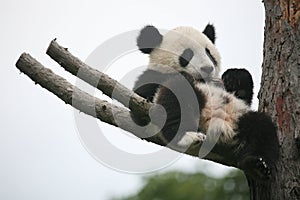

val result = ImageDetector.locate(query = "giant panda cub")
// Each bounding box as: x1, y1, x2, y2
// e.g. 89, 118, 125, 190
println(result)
133, 24, 279, 180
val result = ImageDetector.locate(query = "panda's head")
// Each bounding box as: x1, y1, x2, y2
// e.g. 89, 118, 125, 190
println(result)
137, 24, 221, 80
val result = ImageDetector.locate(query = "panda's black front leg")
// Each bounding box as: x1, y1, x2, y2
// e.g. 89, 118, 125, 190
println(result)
152, 72, 206, 151
131, 69, 168, 126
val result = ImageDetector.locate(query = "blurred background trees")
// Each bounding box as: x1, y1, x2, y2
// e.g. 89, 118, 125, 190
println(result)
112, 170, 249, 200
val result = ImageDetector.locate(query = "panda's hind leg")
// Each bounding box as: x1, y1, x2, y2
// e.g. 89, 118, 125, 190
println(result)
238, 156, 272, 180
235, 111, 279, 180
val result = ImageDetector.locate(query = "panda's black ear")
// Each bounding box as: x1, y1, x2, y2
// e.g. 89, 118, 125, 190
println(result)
203, 24, 216, 44
137, 25, 163, 54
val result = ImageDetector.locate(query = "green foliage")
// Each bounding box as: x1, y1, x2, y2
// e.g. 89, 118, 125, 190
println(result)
113, 170, 249, 200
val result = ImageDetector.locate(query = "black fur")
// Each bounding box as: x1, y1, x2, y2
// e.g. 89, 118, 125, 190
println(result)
235, 111, 279, 180
131, 69, 169, 125
179, 48, 194, 67
222, 68, 254, 106
205, 48, 218, 66
152, 72, 206, 142
137, 25, 163, 54
203, 24, 216, 44
133, 69, 172, 102
132, 69, 206, 126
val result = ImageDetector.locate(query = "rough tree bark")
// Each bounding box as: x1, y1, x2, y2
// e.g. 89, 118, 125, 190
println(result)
250, 0, 300, 199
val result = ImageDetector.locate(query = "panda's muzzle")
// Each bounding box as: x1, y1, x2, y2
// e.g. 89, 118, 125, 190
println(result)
201, 66, 214, 74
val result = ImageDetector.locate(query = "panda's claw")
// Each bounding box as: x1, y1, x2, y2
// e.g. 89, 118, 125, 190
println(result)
255, 157, 271, 178
238, 156, 272, 180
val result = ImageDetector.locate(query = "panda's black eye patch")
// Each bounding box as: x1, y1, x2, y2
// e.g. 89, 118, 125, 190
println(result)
205, 48, 217, 66
179, 48, 194, 67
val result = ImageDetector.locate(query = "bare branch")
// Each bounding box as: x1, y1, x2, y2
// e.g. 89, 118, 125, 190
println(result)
15, 44, 239, 168
46, 39, 150, 118
16, 53, 130, 130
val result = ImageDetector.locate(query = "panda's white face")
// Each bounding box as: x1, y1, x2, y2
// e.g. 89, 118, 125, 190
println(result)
148, 26, 221, 80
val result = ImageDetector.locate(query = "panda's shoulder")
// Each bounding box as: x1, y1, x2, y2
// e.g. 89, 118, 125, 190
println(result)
134, 69, 167, 89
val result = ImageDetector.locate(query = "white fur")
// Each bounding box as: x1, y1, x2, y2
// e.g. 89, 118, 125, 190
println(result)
177, 131, 206, 147
166, 83, 251, 149
148, 26, 221, 79
196, 84, 251, 143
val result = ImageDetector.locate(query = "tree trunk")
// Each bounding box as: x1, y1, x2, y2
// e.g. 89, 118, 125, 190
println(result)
249, 0, 300, 199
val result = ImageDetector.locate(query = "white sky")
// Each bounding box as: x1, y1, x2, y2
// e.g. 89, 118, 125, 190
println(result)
0, 0, 265, 199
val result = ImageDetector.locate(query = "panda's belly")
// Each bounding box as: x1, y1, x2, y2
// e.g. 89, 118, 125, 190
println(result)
196, 84, 250, 142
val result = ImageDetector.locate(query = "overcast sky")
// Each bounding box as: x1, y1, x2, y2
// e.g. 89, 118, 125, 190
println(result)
1, 1, 265, 199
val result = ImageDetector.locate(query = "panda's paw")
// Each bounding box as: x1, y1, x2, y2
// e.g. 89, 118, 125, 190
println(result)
238, 156, 272, 180
255, 157, 271, 178
176, 132, 206, 150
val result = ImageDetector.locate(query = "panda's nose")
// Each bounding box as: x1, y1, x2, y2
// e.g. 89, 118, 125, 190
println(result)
201, 66, 214, 74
